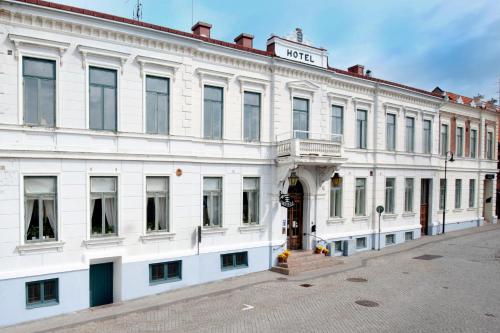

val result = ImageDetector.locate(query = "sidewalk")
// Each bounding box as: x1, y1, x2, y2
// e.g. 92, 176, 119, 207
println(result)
3, 223, 499, 333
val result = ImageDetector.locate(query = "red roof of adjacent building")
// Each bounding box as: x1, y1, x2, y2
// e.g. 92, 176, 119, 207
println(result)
8, 0, 499, 108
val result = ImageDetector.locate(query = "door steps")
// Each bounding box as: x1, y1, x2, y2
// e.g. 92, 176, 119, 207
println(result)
271, 250, 343, 276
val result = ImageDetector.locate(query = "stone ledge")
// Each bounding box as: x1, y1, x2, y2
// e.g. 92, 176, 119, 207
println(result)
16, 241, 65, 255
238, 225, 265, 233
83, 237, 124, 248
201, 227, 227, 235
140, 233, 176, 243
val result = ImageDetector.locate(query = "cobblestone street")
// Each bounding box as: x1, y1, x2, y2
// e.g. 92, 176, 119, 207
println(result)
7, 225, 500, 333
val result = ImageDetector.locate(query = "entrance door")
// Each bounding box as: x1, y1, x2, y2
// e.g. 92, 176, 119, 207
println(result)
483, 179, 493, 223
89, 262, 113, 307
420, 179, 430, 235
287, 181, 304, 250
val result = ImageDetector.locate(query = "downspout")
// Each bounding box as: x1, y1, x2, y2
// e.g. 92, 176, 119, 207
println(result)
371, 83, 380, 249
269, 59, 276, 269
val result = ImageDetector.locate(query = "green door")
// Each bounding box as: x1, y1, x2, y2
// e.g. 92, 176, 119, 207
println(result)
89, 262, 113, 307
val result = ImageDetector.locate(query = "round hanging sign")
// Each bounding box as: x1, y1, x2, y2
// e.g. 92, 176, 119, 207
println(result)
279, 192, 295, 208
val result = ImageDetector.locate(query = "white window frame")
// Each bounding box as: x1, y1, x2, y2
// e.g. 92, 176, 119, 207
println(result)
405, 116, 415, 153
486, 131, 494, 160
469, 179, 476, 208
291, 95, 311, 139
329, 178, 343, 219
354, 178, 367, 216
404, 178, 414, 213
456, 125, 464, 157
86, 173, 120, 240
142, 71, 173, 136
386, 112, 397, 151
422, 118, 433, 154
356, 109, 368, 149
440, 122, 450, 156
455, 179, 462, 209
470, 127, 478, 158
143, 174, 173, 235
201, 175, 224, 228
241, 176, 261, 225
385, 177, 396, 214
19, 173, 61, 245
242, 90, 262, 142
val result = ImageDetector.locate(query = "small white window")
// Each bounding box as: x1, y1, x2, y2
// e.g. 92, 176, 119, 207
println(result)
203, 177, 222, 227
90, 177, 117, 237
146, 177, 169, 232
385, 178, 395, 214
24, 177, 57, 242
242, 177, 259, 224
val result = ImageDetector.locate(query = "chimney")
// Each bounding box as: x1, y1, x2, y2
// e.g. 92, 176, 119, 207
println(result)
234, 33, 254, 48
348, 64, 364, 75
191, 21, 212, 38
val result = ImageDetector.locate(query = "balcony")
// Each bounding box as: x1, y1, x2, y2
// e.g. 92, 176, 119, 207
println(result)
276, 131, 345, 166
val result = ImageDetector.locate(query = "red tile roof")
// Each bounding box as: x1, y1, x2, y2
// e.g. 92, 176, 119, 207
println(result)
9, 0, 496, 106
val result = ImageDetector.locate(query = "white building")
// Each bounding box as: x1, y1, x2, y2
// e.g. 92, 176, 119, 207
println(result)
0, 0, 498, 326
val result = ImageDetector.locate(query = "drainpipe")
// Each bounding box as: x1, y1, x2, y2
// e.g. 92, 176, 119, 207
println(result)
269, 60, 276, 269
371, 83, 379, 249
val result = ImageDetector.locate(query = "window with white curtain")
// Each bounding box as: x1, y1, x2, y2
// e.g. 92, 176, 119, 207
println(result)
146, 76, 169, 135
404, 178, 414, 212
242, 177, 259, 224
385, 178, 395, 213
330, 179, 342, 218
90, 177, 117, 237
23, 57, 56, 127
146, 177, 169, 233
405, 117, 415, 153
24, 177, 57, 242
386, 113, 396, 151
203, 177, 222, 227
355, 178, 366, 216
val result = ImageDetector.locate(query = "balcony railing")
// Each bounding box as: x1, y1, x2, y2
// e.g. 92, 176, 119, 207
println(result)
276, 131, 343, 158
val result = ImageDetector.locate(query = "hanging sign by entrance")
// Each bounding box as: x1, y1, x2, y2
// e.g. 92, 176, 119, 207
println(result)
279, 191, 295, 208
485, 174, 495, 180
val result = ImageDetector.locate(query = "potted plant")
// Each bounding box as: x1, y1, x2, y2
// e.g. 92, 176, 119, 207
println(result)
322, 247, 330, 256
278, 253, 287, 263
315, 244, 324, 254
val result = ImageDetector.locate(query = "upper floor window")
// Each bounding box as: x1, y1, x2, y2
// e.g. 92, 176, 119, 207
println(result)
440, 124, 449, 156
90, 177, 117, 237
385, 178, 395, 214
89, 67, 117, 131
330, 178, 342, 218
439, 179, 446, 210
204, 86, 223, 139
203, 177, 222, 227
146, 177, 169, 233
470, 129, 477, 158
293, 97, 309, 139
146, 76, 169, 135
243, 92, 261, 142
24, 176, 57, 242
356, 110, 367, 149
487, 132, 493, 159
405, 117, 415, 153
331, 105, 343, 136
455, 179, 462, 209
23, 57, 56, 127
386, 114, 396, 151
423, 120, 432, 154
404, 178, 414, 212
456, 126, 463, 157
355, 178, 366, 216
242, 177, 259, 224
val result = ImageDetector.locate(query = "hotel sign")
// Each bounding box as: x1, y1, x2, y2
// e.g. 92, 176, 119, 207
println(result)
270, 36, 328, 69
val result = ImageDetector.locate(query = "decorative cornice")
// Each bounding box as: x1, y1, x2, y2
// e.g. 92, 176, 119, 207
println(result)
195, 67, 234, 87
136, 55, 181, 78
77, 45, 130, 72
8, 33, 70, 63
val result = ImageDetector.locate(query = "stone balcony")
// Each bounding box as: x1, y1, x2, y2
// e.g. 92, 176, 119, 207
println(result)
276, 131, 345, 166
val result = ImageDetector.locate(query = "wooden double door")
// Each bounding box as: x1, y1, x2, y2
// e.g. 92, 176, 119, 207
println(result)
420, 179, 430, 235
287, 181, 304, 250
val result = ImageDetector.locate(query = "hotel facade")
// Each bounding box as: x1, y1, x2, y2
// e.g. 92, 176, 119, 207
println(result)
0, 0, 498, 326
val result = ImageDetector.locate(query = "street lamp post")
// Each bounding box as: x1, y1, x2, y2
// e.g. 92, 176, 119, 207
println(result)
442, 151, 455, 234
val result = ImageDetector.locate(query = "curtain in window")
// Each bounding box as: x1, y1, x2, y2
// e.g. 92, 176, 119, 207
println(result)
156, 197, 167, 231
105, 197, 116, 233
44, 199, 56, 236
25, 199, 35, 233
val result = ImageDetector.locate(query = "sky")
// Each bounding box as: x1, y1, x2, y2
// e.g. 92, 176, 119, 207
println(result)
52, 0, 500, 101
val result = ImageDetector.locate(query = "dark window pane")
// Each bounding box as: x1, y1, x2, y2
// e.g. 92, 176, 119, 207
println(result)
204, 86, 223, 101
24, 58, 55, 79
146, 76, 169, 94
157, 94, 169, 134
27, 200, 40, 241
43, 280, 57, 301
89, 86, 103, 129
39, 79, 55, 126
146, 197, 155, 231
167, 262, 180, 279
91, 199, 102, 234
151, 263, 164, 281
235, 252, 247, 267
90, 68, 116, 86
103, 87, 116, 131
27, 282, 41, 304
24, 77, 39, 125
146, 92, 158, 133
221, 254, 233, 268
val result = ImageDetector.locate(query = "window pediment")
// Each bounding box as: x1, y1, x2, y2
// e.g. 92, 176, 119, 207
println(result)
9, 34, 70, 63
77, 45, 130, 72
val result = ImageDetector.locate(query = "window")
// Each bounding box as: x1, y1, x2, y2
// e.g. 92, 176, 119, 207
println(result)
149, 261, 181, 284
146, 177, 169, 233
146, 76, 169, 134
469, 179, 476, 208
405, 232, 413, 241
23, 57, 56, 127
440, 124, 448, 156
455, 179, 462, 209
24, 177, 57, 242
456, 127, 463, 157
203, 177, 222, 227
470, 129, 477, 158
405, 117, 415, 153
355, 178, 366, 216
385, 234, 395, 245
26, 279, 58, 308
423, 120, 432, 154
356, 110, 367, 149
242, 177, 259, 224
293, 97, 309, 139
404, 178, 414, 212
334, 241, 343, 252
89, 67, 117, 131
487, 132, 493, 159
331, 105, 343, 136
439, 179, 446, 210
356, 237, 366, 249
204, 86, 223, 139
385, 178, 395, 214
386, 113, 396, 151
329, 178, 342, 218
243, 92, 260, 141
221, 252, 248, 270
90, 177, 117, 237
